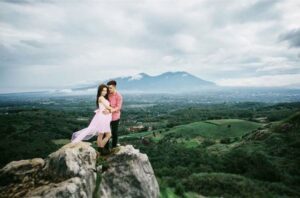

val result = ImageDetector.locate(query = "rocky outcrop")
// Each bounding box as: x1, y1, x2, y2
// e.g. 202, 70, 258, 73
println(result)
0, 142, 97, 198
0, 143, 160, 198
98, 145, 160, 198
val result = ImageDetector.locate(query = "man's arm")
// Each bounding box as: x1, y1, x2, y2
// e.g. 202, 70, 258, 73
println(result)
111, 94, 123, 113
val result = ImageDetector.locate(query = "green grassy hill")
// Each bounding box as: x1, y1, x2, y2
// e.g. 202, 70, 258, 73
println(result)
120, 112, 300, 197
121, 119, 264, 150
166, 119, 262, 138
122, 119, 262, 138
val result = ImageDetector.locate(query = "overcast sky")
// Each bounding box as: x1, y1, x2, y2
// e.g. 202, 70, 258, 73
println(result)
1, 0, 300, 93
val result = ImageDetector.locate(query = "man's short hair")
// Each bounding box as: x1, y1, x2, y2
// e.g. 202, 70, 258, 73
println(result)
107, 80, 117, 86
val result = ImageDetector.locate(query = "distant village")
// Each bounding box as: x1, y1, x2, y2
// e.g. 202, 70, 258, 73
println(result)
127, 122, 153, 133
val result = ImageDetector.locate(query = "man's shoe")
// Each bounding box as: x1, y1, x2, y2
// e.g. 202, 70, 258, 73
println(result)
97, 147, 102, 155
102, 147, 111, 155
112, 144, 121, 149
97, 147, 108, 156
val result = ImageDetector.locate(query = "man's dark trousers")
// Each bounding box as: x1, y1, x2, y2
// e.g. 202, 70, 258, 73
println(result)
105, 119, 120, 149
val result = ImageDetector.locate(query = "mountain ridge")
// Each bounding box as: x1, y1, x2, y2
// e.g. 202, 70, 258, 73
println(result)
71, 71, 217, 93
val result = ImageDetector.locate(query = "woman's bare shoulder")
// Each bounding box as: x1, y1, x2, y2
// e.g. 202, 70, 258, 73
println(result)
99, 96, 109, 103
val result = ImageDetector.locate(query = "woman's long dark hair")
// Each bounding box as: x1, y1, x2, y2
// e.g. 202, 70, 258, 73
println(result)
96, 84, 109, 108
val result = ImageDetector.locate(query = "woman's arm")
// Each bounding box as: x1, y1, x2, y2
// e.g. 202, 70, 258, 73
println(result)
99, 96, 113, 111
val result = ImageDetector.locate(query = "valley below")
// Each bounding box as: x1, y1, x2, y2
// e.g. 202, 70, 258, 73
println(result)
0, 93, 299, 197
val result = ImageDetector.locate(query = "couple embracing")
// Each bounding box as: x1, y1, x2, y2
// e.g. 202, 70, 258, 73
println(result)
71, 80, 123, 156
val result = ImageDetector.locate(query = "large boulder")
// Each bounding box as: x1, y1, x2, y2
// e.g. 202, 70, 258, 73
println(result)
98, 145, 160, 198
0, 142, 97, 198
0, 143, 160, 198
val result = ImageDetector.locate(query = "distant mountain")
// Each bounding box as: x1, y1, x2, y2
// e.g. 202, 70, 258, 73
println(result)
72, 71, 217, 93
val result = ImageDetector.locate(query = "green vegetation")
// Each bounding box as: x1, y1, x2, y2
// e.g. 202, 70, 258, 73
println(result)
0, 108, 93, 167
0, 96, 299, 197
164, 119, 262, 138
121, 112, 300, 197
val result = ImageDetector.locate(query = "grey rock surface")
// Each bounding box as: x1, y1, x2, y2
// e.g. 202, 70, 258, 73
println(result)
0, 143, 160, 198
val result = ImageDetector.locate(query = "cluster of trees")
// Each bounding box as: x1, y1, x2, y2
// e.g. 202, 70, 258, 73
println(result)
121, 112, 300, 197
0, 108, 93, 167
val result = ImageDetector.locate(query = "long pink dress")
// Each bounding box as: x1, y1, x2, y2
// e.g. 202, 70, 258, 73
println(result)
71, 98, 112, 143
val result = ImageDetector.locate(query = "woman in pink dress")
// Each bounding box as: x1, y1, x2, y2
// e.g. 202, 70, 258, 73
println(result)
71, 84, 113, 154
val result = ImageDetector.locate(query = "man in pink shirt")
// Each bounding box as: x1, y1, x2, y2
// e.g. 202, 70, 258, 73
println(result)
104, 80, 123, 152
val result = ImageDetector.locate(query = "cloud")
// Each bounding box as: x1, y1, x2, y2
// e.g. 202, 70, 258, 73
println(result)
0, 0, 300, 92
216, 73, 300, 87
279, 28, 300, 48
235, 0, 281, 23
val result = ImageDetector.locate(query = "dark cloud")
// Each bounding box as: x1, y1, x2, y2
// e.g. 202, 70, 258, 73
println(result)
0, 42, 72, 68
204, 0, 282, 28
279, 28, 300, 48
20, 40, 44, 48
236, 0, 282, 23
2, 0, 51, 4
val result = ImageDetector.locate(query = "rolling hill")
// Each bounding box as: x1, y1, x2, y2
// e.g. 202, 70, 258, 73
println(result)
119, 112, 300, 197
